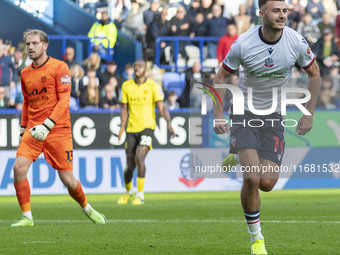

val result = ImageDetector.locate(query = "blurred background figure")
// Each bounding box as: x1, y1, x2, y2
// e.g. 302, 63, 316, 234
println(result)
80, 76, 100, 108
0, 86, 10, 108
88, 10, 117, 60
297, 12, 321, 47
0, 44, 17, 97
70, 64, 85, 100
306, 0, 325, 22
312, 28, 340, 76
164, 90, 180, 110
82, 52, 102, 75
121, 0, 150, 47
108, 0, 132, 29
123, 63, 135, 80
217, 24, 238, 64
99, 83, 121, 109
234, 3, 251, 35
63, 46, 77, 69
287, 0, 305, 29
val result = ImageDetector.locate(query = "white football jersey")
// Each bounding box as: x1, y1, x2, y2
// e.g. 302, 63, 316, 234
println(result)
223, 25, 315, 112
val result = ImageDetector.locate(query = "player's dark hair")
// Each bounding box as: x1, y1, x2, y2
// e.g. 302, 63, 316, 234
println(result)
23, 29, 49, 44
258, 0, 285, 9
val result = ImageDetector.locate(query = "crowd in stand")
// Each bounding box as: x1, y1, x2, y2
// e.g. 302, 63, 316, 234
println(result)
2, 0, 340, 110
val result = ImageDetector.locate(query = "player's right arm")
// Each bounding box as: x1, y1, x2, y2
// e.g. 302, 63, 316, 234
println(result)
20, 75, 29, 139
119, 82, 128, 141
119, 103, 128, 141
213, 67, 232, 135
213, 38, 241, 135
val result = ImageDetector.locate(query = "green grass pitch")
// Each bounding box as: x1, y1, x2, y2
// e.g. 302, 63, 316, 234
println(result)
0, 189, 339, 255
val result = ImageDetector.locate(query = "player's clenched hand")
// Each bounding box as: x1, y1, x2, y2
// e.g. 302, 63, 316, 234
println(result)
213, 112, 230, 134
168, 125, 176, 139
118, 128, 125, 142
296, 115, 313, 135
19, 126, 26, 143
29, 118, 55, 141
213, 120, 230, 134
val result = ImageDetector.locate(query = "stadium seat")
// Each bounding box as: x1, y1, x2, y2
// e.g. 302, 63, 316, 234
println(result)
163, 72, 186, 97
203, 58, 219, 69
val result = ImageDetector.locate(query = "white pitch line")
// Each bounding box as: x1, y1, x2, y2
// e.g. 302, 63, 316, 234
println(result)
1, 219, 340, 224
23, 241, 58, 244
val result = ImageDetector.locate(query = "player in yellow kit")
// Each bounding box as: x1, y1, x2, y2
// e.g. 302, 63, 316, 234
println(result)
118, 60, 175, 205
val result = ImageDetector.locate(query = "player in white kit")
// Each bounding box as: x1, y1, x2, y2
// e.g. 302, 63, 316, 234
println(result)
212, 0, 321, 254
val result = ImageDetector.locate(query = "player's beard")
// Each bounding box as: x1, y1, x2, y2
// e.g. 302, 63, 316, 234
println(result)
28, 47, 45, 62
267, 19, 286, 33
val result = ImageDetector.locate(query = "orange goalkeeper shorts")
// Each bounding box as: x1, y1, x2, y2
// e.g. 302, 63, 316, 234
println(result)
17, 127, 73, 171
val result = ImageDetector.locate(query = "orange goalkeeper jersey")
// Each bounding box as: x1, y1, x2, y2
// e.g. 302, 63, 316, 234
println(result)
20, 57, 72, 129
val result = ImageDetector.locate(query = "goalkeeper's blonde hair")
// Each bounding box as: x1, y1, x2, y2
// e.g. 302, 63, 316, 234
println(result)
23, 29, 49, 44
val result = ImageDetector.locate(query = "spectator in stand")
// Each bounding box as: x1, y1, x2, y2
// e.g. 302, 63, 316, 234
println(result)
82, 52, 102, 76
204, 4, 233, 58
222, 0, 247, 20
0, 86, 10, 108
317, 76, 337, 109
0, 44, 17, 97
98, 60, 125, 91
143, 0, 160, 28
108, 0, 132, 29
179, 61, 208, 108
287, 0, 305, 29
318, 13, 334, 35
246, 0, 259, 25
335, 11, 340, 50
321, 0, 337, 22
306, 0, 325, 21
123, 63, 134, 80
164, 90, 180, 110
3, 39, 12, 56
106, 76, 121, 101
11, 46, 32, 82
217, 23, 238, 64
79, 77, 99, 108
63, 46, 77, 69
312, 28, 340, 76
190, 12, 206, 38
297, 13, 321, 47
83, 69, 100, 88
187, 0, 201, 18
234, 3, 251, 36
88, 11, 118, 57
99, 83, 121, 109
70, 64, 85, 99
121, 0, 150, 46
200, 0, 214, 19
146, 8, 170, 50
169, 5, 195, 62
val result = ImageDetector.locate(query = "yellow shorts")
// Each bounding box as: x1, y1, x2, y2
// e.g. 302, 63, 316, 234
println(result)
17, 128, 73, 171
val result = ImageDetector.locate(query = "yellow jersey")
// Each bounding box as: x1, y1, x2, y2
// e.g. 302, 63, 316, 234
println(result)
121, 78, 164, 133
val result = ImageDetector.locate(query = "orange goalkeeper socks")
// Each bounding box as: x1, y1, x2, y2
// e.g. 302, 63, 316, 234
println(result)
68, 181, 88, 208
14, 178, 31, 212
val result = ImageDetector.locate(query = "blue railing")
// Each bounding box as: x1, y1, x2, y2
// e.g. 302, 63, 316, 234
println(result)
48, 35, 113, 61
155, 36, 219, 72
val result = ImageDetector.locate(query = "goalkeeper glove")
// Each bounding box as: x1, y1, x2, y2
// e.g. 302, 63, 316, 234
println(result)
19, 126, 26, 143
29, 118, 55, 141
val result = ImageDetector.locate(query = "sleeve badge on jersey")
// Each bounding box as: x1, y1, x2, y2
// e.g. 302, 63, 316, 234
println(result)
307, 47, 311, 55
61, 75, 71, 85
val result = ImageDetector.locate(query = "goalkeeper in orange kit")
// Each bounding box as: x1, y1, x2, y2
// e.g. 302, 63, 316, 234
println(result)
11, 29, 106, 227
